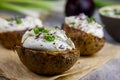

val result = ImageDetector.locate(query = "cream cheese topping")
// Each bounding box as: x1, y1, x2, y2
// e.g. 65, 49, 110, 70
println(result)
22, 27, 75, 51
65, 14, 104, 38
101, 6, 120, 18
0, 16, 43, 32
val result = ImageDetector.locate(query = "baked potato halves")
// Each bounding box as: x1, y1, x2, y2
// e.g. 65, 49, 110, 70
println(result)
16, 27, 80, 75
16, 46, 79, 75
0, 30, 25, 49
0, 16, 43, 49
62, 24, 105, 56
62, 14, 105, 56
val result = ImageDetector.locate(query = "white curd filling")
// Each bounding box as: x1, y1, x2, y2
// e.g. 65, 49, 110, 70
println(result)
101, 7, 120, 18
22, 27, 75, 51
0, 16, 43, 32
65, 14, 104, 38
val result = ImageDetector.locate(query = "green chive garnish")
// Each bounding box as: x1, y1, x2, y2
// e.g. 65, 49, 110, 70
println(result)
102, 10, 109, 16
54, 25, 60, 29
114, 9, 120, 15
16, 16, 22, 24
34, 27, 40, 34
103, 10, 108, 13
70, 22, 75, 25
6, 18, 13, 21
87, 18, 96, 23
33, 27, 49, 34
39, 27, 49, 33
44, 34, 55, 42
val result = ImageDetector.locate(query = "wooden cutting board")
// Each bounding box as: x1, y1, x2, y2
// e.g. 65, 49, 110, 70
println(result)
0, 42, 120, 80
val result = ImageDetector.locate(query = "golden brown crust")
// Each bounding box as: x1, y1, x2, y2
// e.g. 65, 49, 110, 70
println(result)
16, 46, 80, 75
62, 24, 105, 56
0, 30, 25, 49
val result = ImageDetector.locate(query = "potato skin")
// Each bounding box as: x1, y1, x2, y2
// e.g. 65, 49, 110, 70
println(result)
0, 30, 25, 49
16, 46, 80, 76
62, 24, 105, 56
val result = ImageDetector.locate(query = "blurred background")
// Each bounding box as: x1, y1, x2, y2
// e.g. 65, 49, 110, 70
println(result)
0, 0, 120, 26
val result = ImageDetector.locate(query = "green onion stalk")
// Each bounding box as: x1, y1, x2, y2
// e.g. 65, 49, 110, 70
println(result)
94, 0, 120, 8
0, 0, 59, 16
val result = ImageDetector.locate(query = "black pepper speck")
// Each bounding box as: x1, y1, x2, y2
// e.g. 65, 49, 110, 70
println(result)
53, 43, 55, 45
28, 28, 32, 31
35, 33, 42, 39
9, 23, 13, 26
59, 45, 65, 49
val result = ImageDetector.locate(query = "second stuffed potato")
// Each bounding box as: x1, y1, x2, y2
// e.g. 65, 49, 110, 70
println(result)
62, 14, 105, 56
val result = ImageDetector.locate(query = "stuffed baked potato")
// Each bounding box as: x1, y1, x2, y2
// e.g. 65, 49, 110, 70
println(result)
62, 14, 105, 56
16, 27, 80, 75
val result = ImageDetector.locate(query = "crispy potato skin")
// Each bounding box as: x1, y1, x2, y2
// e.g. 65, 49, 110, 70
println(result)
0, 30, 25, 49
62, 24, 105, 56
16, 46, 80, 76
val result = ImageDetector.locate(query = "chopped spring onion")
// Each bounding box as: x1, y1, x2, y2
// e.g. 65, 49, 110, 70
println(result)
54, 25, 60, 29
34, 27, 40, 34
0, 0, 59, 16
16, 16, 22, 24
70, 22, 75, 25
39, 27, 49, 33
6, 18, 13, 21
44, 34, 55, 42
87, 18, 96, 23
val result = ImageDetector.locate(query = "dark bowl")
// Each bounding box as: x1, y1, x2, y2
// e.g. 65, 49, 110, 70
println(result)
99, 5, 120, 42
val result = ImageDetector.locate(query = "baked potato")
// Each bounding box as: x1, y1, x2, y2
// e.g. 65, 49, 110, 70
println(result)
0, 30, 25, 49
16, 46, 79, 75
15, 26, 80, 76
62, 24, 105, 56
0, 16, 43, 49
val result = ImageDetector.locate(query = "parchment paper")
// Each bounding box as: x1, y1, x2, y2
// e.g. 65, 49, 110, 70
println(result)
0, 43, 120, 80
